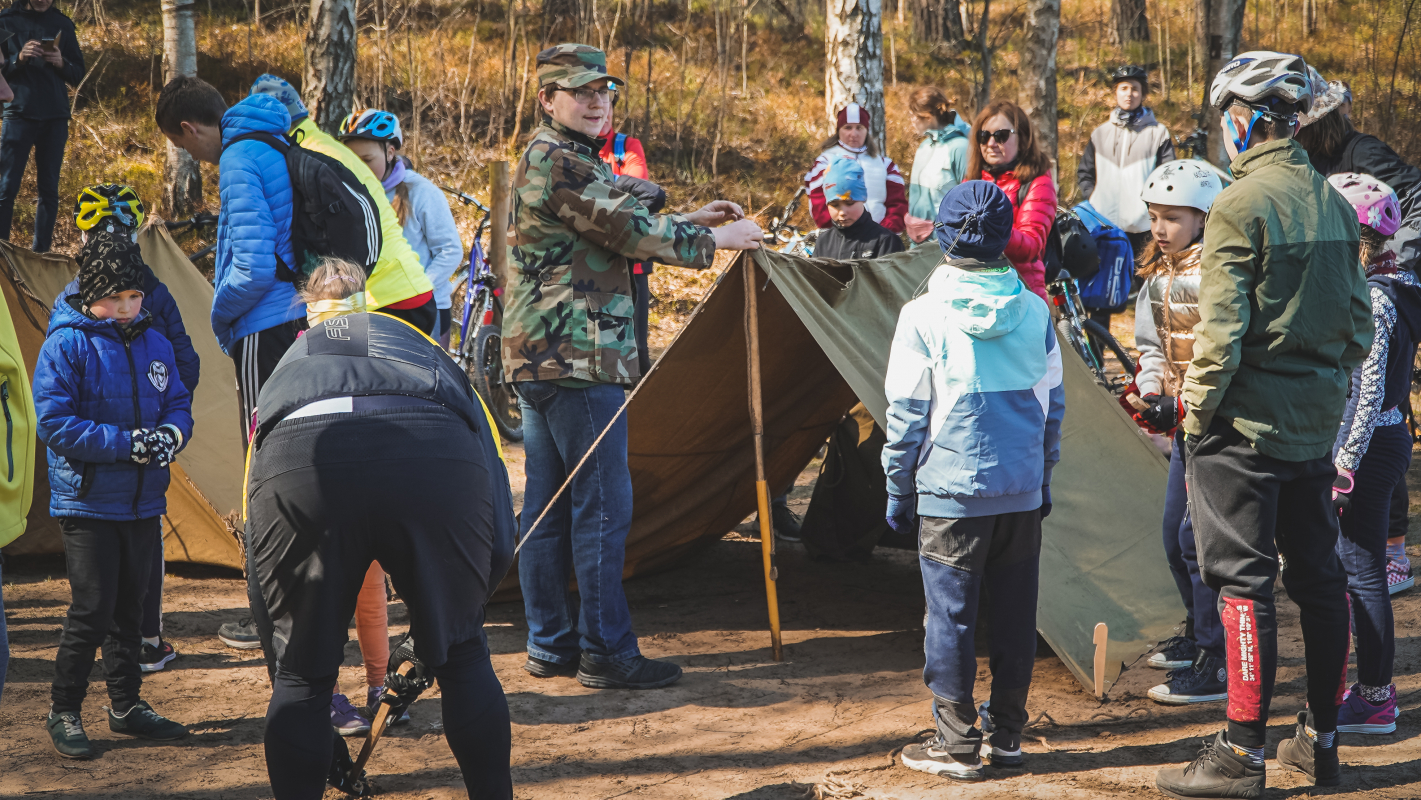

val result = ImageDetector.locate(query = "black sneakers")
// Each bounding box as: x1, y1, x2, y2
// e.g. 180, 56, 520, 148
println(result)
1277, 710, 1341, 786
771, 504, 802, 543
1148, 654, 1228, 705
1149, 635, 1200, 670
47, 710, 93, 759
1155, 730, 1265, 799
523, 654, 580, 679
576, 653, 683, 689
139, 639, 179, 673
217, 617, 262, 650
900, 734, 985, 782
108, 700, 189, 741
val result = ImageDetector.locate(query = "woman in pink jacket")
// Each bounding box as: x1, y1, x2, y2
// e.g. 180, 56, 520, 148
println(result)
965, 100, 1057, 299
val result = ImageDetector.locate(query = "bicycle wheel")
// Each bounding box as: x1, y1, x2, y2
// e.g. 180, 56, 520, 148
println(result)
1081, 319, 1136, 376
1056, 317, 1110, 387
470, 325, 523, 442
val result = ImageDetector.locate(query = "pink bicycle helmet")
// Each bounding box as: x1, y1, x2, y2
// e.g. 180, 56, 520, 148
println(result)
1328, 172, 1402, 237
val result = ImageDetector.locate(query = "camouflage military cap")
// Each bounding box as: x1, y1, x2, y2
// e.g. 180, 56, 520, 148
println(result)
536, 43, 625, 89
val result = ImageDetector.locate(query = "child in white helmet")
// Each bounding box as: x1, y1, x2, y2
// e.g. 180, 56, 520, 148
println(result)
1126, 160, 1228, 706
1328, 172, 1419, 737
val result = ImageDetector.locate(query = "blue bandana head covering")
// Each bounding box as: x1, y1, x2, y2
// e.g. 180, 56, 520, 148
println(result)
250, 74, 308, 123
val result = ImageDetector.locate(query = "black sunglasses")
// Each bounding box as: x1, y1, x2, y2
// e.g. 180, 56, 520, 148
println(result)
976, 127, 1015, 144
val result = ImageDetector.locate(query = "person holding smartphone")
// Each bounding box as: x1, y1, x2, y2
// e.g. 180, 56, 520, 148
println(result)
0, 0, 84, 252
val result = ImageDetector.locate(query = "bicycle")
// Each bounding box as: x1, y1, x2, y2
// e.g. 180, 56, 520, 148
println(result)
441, 185, 522, 442
763, 186, 817, 257
163, 212, 219, 262
1047, 268, 1136, 393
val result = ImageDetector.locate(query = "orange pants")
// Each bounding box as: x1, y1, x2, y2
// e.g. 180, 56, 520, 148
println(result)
335, 562, 390, 696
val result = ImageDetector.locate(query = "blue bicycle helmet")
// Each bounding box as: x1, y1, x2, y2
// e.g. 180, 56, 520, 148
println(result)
338, 109, 404, 148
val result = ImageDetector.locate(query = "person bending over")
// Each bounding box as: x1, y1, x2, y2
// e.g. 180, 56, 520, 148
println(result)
245, 258, 516, 799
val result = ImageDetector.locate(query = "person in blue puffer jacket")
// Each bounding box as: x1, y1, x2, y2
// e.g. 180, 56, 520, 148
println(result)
154, 76, 300, 448
33, 230, 193, 759
54, 183, 200, 675
883, 181, 1064, 783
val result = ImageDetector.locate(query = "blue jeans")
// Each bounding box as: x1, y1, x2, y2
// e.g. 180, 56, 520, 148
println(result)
919, 511, 1041, 754
0, 116, 67, 252
1164, 430, 1223, 658
515, 381, 639, 664
1338, 422, 1410, 687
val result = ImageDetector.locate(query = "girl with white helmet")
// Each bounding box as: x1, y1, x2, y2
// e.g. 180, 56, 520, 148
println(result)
339, 109, 464, 347
1327, 172, 1419, 737
1126, 159, 1228, 708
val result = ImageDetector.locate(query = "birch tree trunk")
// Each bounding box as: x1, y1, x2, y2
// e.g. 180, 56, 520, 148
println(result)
162, 0, 200, 217
825, 0, 887, 147
304, 0, 357, 133
1199, 0, 1246, 165
1019, 0, 1060, 165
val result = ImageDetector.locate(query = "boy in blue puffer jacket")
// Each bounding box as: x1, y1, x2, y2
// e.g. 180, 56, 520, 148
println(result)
154, 75, 301, 449
883, 181, 1064, 782
54, 183, 201, 676
34, 230, 194, 760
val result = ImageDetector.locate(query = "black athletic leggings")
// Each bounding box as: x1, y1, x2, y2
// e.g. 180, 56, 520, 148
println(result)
265, 635, 511, 800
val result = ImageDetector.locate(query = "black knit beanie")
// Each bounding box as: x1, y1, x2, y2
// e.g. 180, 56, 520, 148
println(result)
78, 230, 146, 307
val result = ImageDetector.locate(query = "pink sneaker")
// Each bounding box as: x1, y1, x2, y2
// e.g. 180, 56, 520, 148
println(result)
1337, 684, 1398, 734
1388, 554, 1414, 595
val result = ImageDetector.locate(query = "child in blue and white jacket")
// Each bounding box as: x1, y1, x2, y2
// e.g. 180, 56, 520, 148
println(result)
883, 180, 1064, 782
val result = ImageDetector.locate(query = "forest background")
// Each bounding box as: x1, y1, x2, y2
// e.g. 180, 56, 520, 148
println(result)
14, 0, 1419, 332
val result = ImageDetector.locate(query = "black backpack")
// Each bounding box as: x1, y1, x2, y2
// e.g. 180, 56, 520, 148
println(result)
1018, 184, 1099, 284
223, 130, 383, 283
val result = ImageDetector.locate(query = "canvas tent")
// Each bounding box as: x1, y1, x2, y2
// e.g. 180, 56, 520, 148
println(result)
617, 246, 1182, 694
0, 228, 244, 570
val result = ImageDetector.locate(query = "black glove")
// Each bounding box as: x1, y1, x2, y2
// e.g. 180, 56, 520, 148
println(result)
1333, 470, 1355, 517
1040, 485, 1052, 519
131, 427, 179, 467
128, 429, 153, 464
1139, 394, 1179, 432
612, 175, 667, 214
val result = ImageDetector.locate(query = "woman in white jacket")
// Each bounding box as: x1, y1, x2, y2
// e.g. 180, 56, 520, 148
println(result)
339, 109, 464, 346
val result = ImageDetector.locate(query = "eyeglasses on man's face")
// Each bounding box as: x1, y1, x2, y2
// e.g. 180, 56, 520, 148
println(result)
558, 85, 617, 104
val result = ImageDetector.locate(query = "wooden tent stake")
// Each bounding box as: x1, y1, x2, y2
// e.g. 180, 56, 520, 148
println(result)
1093, 622, 1109, 699
744, 258, 784, 661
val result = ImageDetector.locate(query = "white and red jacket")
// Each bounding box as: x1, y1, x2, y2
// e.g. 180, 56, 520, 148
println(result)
804, 144, 908, 234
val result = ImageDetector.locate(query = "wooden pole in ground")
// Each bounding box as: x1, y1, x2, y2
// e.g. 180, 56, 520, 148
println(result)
743, 256, 784, 662
489, 161, 511, 311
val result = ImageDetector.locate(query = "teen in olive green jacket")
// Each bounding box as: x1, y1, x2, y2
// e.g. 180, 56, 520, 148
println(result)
1181, 138, 1373, 461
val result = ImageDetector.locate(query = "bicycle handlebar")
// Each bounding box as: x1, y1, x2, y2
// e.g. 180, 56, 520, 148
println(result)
439, 185, 491, 213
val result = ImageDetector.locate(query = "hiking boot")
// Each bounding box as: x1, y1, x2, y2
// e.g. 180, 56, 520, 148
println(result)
900, 734, 985, 782
576, 653, 682, 690
1277, 710, 1341, 786
217, 617, 262, 650
771, 503, 803, 543
1148, 654, 1228, 705
46, 710, 92, 759
108, 700, 189, 741
1387, 553, 1414, 594
139, 639, 178, 673
1155, 730, 1264, 799
331, 693, 371, 736
367, 686, 411, 728
1337, 684, 1398, 734
524, 653, 579, 679
1149, 635, 1199, 670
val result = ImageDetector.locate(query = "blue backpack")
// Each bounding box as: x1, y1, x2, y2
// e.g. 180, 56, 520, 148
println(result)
1072, 202, 1135, 310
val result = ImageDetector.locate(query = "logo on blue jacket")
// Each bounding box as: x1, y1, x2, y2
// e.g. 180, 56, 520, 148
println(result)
148, 360, 169, 392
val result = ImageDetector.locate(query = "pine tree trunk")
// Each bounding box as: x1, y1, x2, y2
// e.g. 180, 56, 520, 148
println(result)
825, 0, 887, 147
1109, 0, 1150, 44
161, 0, 200, 217
304, 0, 357, 134
910, 0, 963, 48
1020, 0, 1060, 164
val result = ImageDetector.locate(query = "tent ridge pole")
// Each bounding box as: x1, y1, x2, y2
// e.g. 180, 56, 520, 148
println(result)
744, 256, 784, 662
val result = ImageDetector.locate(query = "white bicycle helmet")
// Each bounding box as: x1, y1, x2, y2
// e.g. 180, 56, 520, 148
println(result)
1209, 51, 1313, 113
1141, 160, 1225, 212
1328, 173, 1402, 237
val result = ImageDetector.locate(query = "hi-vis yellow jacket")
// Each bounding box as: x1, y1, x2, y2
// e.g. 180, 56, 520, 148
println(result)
1, 280, 36, 547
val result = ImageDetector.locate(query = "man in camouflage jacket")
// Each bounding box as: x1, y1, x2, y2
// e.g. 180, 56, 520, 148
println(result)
506, 44, 763, 690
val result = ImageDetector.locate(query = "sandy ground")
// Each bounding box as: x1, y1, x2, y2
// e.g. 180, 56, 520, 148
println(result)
3, 443, 1421, 800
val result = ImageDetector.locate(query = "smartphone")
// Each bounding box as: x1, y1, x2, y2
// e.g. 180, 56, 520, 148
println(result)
40, 37, 56, 49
